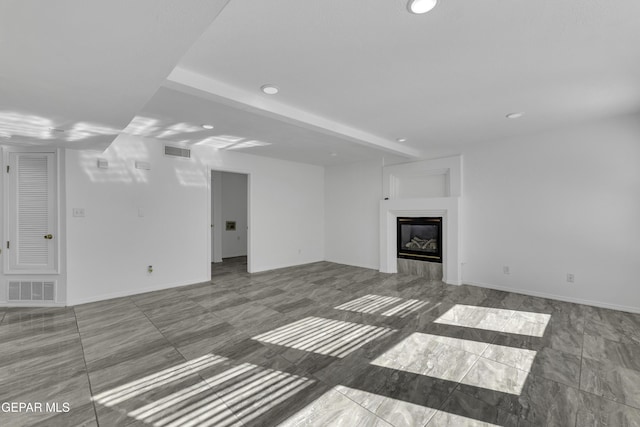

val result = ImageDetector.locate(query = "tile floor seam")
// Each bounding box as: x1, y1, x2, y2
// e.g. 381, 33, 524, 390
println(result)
578, 312, 586, 392
129, 296, 247, 426
210, 366, 312, 427
423, 351, 482, 426
331, 382, 392, 426
126, 296, 199, 409
454, 352, 590, 411
573, 309, 587, 427
73, 306, 101, 427
215, 391, 248, 426
499, 309, 519, 336
481, 352, 582, 389
454, 353, 483, 382
5, 261, 639, 426
132, 301, 250, 426
200, 381, 251, 427
578, 386, 640, 412
128, 296, 189, 364
427, 381, 463, 427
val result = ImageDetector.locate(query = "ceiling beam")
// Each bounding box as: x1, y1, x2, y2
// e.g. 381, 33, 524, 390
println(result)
166, 67, 422, 159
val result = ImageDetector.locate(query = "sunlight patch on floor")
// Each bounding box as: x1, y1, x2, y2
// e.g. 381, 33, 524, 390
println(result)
92, 354, 228, 406
433, 304, 551, 337
429, 410, 502, 427
94, 355, 314, 427
335, 294, 428, 317
252, 316, 395, 357
371, 332, 537, 394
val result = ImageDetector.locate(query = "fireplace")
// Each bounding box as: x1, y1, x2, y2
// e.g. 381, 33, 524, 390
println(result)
397, 217, 442, 263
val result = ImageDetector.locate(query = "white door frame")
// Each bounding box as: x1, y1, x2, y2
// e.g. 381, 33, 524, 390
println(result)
208, 168, 252, 273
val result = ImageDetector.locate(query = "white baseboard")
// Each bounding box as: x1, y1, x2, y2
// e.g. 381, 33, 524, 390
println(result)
330, 261, 380, 271
250, 258, 325, 274
465, 280, 640, 314
67, 276, 209, 306
0, 301, 67, 308
325, 256, 379, 271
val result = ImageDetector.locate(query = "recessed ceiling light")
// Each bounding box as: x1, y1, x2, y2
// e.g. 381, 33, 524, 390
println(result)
506, 112, 525, 119
201, 124, 214, 130
407, 0, 438, 14
261, 84, 279, 95
396, 138, 407, 143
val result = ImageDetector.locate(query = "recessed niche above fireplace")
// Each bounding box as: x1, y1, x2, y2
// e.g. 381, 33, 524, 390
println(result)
397, 217, 442, 263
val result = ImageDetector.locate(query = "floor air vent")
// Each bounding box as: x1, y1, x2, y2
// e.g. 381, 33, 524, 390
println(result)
8, 281, 55, 301
165, 145, 191, 159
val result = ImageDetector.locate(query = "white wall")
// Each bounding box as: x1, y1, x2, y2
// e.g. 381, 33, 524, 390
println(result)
220, 172, 248, 258
196, 145, 325, 273
462, 115, 640, 312
66, 134, 325, 305
325, 160, 382, 269
18, 114, 640, 312
65, 135, 209, 305
324, 115, 640, 312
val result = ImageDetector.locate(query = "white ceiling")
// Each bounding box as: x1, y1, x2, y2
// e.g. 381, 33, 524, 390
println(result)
132, 85, 408, 166
0, 0, 229, 150
3, 0, 640, 163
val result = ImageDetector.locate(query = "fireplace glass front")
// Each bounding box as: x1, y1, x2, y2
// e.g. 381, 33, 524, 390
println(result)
397, 217, 442, 263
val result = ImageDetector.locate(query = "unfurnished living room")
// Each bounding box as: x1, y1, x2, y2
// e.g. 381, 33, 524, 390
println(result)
1, 1, 640, 426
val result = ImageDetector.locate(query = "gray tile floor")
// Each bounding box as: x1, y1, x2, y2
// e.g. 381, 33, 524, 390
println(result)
2, 258, 640, 426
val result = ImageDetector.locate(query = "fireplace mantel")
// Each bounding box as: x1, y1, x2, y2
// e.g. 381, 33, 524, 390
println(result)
380, 156, 462, 285
379, 197, 461, 285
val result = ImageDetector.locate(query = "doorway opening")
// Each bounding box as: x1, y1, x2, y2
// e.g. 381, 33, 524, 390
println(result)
211, 170, 249, 277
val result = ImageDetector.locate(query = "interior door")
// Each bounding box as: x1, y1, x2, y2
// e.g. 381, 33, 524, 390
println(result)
5, 151, 58, 274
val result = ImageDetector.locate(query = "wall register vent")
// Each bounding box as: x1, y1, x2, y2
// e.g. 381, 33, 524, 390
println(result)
8, 281, 55, 301
164, 146, 191, 159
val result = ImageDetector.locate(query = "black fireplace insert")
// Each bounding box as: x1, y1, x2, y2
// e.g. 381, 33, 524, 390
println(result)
397, 217, 442, 263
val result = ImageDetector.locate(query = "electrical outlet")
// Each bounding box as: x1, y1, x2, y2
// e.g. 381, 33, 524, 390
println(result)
503, 266, 510, 275
566, 273, 575, 283
72, 208, 85, 217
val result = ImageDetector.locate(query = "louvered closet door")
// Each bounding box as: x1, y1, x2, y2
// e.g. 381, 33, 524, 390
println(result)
6, 152, 57, 273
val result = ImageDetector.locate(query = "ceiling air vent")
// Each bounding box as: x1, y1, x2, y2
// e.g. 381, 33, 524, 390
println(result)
165, 145, 191, 159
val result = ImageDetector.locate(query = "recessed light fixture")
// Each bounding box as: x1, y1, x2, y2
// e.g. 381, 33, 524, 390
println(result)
396, 138, 407, 143
407, 0, 438, 14
261, 84, 279, 95
506, 112, 525, 119
201, 124, 214, 130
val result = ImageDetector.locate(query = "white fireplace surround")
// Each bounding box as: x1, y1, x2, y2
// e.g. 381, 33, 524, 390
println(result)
379, 156, 462, 285
379, 198, 461, 284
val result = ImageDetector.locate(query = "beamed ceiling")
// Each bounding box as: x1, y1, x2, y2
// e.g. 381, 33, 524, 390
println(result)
2, 0, 640, 165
